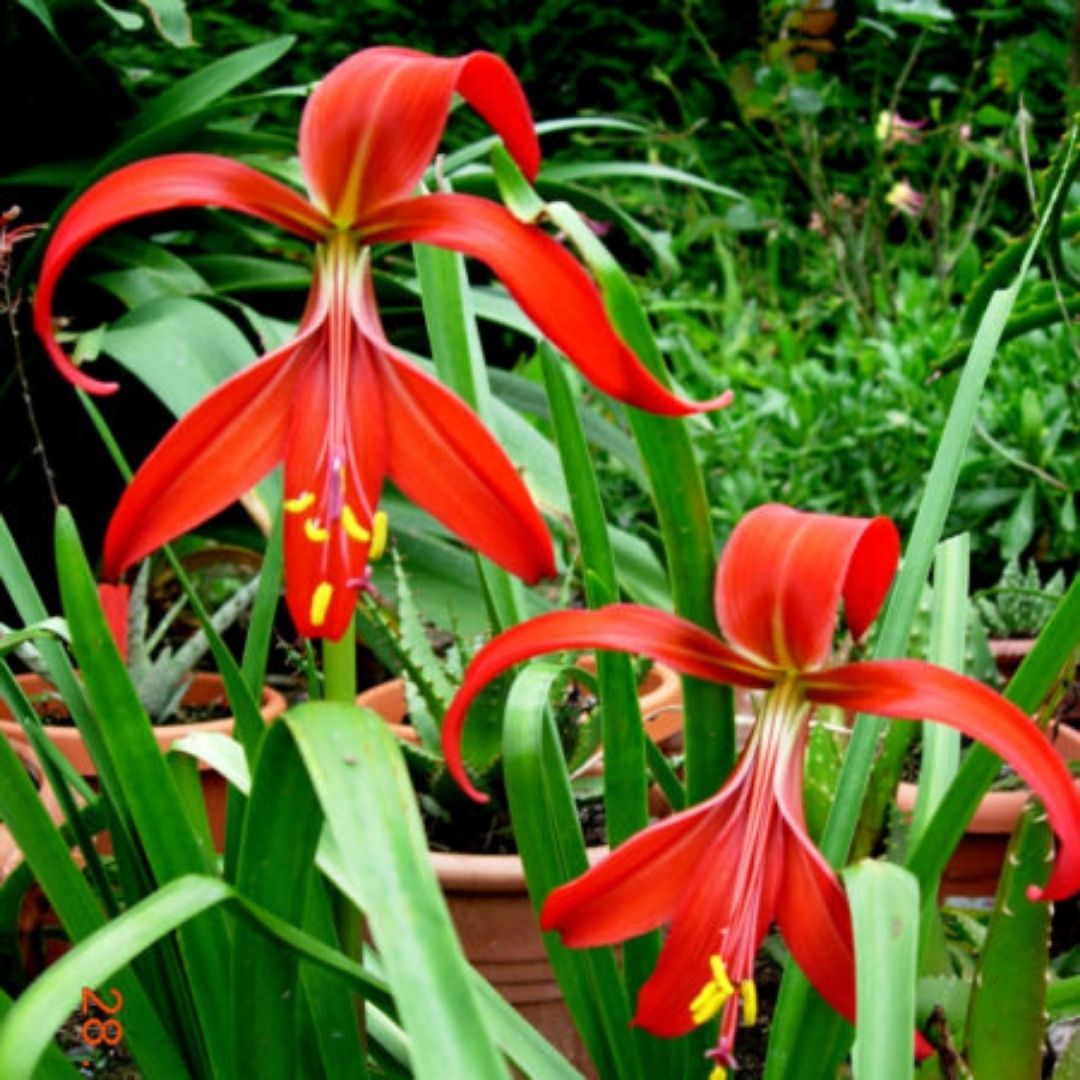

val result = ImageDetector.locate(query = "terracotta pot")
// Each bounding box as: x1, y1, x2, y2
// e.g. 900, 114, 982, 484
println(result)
357, 660, 686, 753
431, 849, 604, 1076
0, 671, 287, 851
896, 640, 1080, 897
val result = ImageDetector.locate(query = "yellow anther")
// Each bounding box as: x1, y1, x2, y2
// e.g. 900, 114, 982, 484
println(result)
309, 582, 333, 627
284, 491, 315, 514
690, 955, 735, 1026
304, 517, 330, 543
740, 979, 758, 1027
342, 505, 371, 543
710, 955, 734, 997
368, 510, 389, 560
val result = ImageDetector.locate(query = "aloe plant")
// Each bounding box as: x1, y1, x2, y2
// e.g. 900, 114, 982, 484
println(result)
3, 559, 259, 724
355, 551, 598, 852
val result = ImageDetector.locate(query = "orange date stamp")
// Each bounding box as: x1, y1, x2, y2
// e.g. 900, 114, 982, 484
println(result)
79, 987, 124, 1063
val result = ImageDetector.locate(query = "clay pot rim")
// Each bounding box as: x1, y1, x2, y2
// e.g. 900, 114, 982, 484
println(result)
430, 846, 608, 892
0, 671, 288, 773
896, 723, 1080, 834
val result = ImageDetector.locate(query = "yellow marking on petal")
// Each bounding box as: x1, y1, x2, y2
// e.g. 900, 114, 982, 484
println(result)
368, 511, 389, 560
284, 491, 315, 514
342, 505, 371, 543
304, 518, 330, 543
740, 979, 758, 1026
708, 1068, 727, 1080
309, 582, 333, 628
690, 955, 734, 1026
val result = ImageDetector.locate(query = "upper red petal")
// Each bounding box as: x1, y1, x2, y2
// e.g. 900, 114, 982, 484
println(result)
34, 153, 328, 394
441, 606, 771, 800
805, 659, 1080, 901
299, 47, 539, 222
361, 193, 731, 417
102, 341, 301, 579
715, 505, 899, 670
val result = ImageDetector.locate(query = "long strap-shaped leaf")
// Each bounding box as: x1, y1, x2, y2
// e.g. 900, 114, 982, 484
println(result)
0, 873, 400, 1079
284, 702, 510, 1080
502, 662, 644, 1080
843, 862, 919, 1080
491, 146, 734, 805
54, 507, 235, 1075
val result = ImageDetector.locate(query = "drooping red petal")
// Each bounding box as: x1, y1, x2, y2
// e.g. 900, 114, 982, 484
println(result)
541, 785, 741, 947
804, 659, 1080, 901
361, 193, 732, 417
769, 725, 856, 1023
34, 154, 329, 394
441, 606, 773, 800
715, 505, 899, 671
97, 584, 130, 660
102, 341, 302, 580
347, 255, 553, 588
299, 47, 539, 222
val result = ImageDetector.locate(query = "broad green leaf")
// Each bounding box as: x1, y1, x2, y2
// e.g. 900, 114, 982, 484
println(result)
102, 295, 255, 415
541, 161, 745, 203
964, 805, 1051, 1077
503, 663, 643, 1080
844, 861, 919, 1080
285, 702, 509, 1079
54, 508, 234, 1074
232, 721, 326, 1079
137, 0, 195, 47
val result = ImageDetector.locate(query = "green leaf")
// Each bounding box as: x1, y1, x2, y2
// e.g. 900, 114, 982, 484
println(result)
102, 295, 255, 415
137, 0, 195, 47
285, 702, 509, 1079
844, 862, 919, 1080
963, 805, 1051, 1076
1001, 484, 1037, 559
502, 663, 644, 1080
125, 36, 294, 137
540, 161, 745, 203
54, 508, 235, 1074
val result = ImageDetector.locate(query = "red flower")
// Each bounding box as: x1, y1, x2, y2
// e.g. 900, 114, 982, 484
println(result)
442, 504, 1080, 1069
34, 47, 729, 639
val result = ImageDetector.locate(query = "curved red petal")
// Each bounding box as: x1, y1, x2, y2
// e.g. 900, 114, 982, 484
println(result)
715, 505, 899, 670
361, 193, 731, 416
378, 352, 555, 583
34, 154, 328, 394
442, 606, 771, 800
541, 793, 723, 947
97, 584, 130, 660
300, 47, 539, 222
805, 659, 1080, 901
102, 343, 300, 579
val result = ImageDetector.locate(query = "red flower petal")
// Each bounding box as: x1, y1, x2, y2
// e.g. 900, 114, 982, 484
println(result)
805, 659, 1080, 901
102, 342, 302, 580
541, 785, 741, 948
97, 583, 130, 661
377, 352, 556, 583
441, 606, 771, 800
300, 47, 539, 223
34, 154, 329, 394
715, 505, 899, 670
361, 193, 732, 417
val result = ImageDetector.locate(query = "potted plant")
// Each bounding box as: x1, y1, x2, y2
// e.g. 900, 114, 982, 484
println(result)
0, 558, 286, 850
